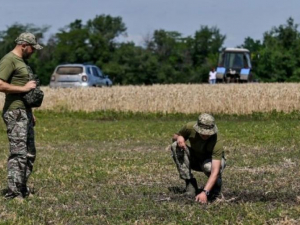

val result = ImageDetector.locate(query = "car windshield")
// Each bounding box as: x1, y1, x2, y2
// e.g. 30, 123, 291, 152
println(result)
56, 66, 83, 75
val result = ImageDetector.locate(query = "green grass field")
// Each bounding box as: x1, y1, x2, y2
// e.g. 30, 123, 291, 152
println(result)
0, 111, 300, 224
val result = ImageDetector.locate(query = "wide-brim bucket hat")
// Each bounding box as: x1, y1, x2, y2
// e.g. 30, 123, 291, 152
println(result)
193, 113, 218, 135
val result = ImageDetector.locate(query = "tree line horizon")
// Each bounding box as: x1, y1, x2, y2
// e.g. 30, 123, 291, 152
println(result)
0, 15, 299, 85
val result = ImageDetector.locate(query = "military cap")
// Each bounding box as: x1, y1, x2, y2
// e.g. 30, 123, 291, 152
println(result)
15, 32, 43, 50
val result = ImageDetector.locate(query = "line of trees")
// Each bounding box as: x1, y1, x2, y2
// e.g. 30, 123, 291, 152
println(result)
0, 15, 300, 85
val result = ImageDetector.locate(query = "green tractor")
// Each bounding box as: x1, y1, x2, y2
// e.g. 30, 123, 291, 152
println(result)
216, 48, 253, 83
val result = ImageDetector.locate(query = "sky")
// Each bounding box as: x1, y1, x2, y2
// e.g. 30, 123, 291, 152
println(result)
1, 0, 300, 48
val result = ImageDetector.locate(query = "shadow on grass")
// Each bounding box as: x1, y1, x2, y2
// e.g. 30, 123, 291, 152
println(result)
166, 186, 298, 205
1, 188, 7, 196
223, 190, 298, 204
168, 186, 186, 194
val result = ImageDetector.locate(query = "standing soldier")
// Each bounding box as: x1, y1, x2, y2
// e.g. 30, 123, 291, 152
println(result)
0, 32, 43, 199
171, 113, 226, 204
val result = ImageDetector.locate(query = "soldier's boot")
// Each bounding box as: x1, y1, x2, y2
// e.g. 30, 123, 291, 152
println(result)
209, 176, 222, 201
4, 182, 22, 200
21, 186, 31, 198
4, 192, 21, 200
185, 178, 198, 197
4, 187, 22, 200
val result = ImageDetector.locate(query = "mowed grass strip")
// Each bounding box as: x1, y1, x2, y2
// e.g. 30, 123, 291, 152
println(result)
0, 111, 299, 224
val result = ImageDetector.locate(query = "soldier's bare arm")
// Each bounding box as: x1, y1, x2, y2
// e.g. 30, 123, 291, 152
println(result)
0, 79, 36, 93
195, 159, 221, 203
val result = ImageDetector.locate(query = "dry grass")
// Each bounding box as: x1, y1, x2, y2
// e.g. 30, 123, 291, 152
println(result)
1, 83, 299, 114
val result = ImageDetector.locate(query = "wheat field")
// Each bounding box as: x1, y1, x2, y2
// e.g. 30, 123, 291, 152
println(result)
1, 83, 299, 114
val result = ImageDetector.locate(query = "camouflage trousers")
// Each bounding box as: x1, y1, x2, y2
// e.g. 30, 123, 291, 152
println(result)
170, 141, 226, 180
2, 109, 36, 196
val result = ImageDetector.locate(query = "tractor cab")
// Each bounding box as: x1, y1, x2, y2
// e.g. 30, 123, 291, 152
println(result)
216, 48, 252, 83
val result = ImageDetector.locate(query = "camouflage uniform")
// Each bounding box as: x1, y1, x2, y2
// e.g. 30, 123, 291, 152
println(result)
171, 142, 226, 179
2, 109, 36, 197
0, 32, 42, 199
171, 113, 226, 198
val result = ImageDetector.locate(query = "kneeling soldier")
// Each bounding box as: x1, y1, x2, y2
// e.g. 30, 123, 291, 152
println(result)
171, 113, 226, 204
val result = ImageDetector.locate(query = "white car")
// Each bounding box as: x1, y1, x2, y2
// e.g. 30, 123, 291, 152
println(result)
49, 64, 113, 88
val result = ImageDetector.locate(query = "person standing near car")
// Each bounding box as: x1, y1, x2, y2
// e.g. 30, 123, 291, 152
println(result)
0, 32, 43, 200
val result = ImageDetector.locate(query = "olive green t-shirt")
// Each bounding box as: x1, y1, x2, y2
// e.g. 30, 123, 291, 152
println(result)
178, 121, 224, 160
0, 52, 31, 111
